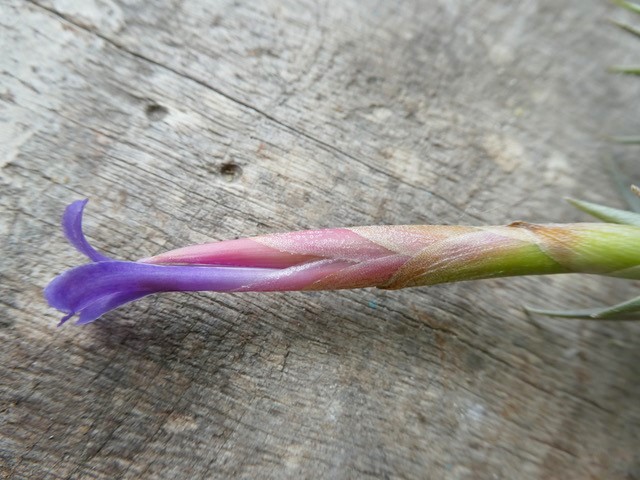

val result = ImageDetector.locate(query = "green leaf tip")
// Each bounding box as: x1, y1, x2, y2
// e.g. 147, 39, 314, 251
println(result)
526, 294, 640, 320
612, 0, 640, 15
609, 135, 640, 144
566, 197, 640, 226
608, 66, 640, 75
611, 19, 640, 39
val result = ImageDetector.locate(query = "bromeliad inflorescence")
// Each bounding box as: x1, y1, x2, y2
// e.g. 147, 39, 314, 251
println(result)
45, 195, 640, 325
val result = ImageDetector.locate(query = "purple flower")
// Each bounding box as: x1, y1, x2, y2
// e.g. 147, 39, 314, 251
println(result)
44, 200, 281, 325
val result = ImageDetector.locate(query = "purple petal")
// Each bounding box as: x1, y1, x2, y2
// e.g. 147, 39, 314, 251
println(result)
75, 291, 153, 325
62, 199, 112, 262
45, 260, 280, 324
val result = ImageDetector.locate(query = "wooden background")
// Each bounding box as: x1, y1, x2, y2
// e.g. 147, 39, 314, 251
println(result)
2, 0, 639, 478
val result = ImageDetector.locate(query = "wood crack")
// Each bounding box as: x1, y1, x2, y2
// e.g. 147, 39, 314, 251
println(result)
25, 0, 480, 223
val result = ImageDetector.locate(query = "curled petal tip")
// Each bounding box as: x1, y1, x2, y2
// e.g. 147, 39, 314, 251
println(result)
62, 199, 112, 262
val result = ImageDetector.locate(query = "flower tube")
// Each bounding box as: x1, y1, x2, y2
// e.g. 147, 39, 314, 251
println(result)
45, 200, 640, 325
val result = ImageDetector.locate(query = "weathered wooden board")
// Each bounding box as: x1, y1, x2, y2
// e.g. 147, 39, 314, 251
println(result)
1, 0, 639, 478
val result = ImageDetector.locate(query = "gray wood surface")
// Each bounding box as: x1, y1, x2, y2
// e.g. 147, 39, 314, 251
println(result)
2, 0, 640, 478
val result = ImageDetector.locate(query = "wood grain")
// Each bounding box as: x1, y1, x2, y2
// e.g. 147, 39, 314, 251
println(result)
1, 0, 639, 478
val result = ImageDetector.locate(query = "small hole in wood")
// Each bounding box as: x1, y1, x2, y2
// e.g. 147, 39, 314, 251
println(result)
219, 162, 242, 181
145, 103, 168, 121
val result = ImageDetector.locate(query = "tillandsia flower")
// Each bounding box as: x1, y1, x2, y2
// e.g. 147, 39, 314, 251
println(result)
45, 198, 640, 325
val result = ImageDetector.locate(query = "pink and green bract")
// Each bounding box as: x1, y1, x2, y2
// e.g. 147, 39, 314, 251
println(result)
45, 199, 640, 325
